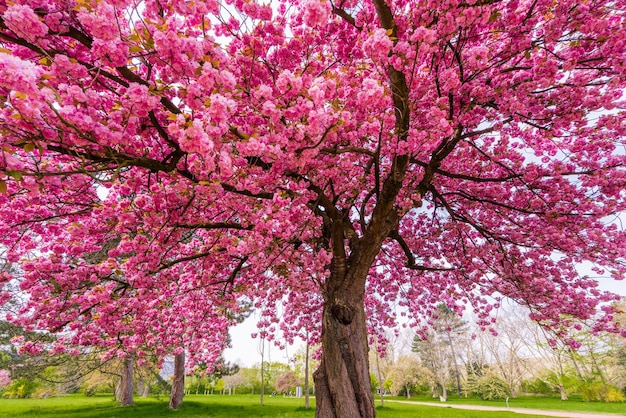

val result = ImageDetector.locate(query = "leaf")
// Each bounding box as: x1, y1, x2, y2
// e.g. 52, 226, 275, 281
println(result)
7, 170, 23, 181
489, 10, 501, 23
129, 45, 144, 53
23, 143, 36, 153
0, 180, 6, 194
0, 48, 12, 55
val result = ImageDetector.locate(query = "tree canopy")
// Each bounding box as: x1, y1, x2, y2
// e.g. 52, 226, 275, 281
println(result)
1, 0, 625, 416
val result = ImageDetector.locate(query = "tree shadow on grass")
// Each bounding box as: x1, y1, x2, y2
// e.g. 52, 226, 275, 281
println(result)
4, 400, 314, 418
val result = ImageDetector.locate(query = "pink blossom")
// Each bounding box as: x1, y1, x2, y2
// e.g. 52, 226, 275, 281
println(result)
363, 28, 393, 62
302, 0, 331, 27
0, 53, 41, 94
77, 3, 119, 41
2, 5, 48, 42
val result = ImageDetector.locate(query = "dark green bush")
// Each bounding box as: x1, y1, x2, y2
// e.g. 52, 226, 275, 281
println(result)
521, 378, 554, 395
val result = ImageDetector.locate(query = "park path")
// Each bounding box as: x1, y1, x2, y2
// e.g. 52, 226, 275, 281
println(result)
385, 400, 626, 418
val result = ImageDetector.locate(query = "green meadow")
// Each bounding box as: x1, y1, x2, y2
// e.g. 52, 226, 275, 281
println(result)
3, 394, 622, 417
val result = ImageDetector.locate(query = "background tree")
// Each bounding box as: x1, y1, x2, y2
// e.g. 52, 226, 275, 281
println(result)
240, 367, 262, 395
291, 338, 318, 408
385, 354, 428, 398
0, 369, 10, 389
275, 371, 301, 394
222, 369, 247, 395
1, 0, 626, 416
412, 330, 451, 400
479, 315, 527, 398
433, 304, 467, 396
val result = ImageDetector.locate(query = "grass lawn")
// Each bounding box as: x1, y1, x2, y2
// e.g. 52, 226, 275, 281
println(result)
0, 394, 559, 417
390, 394, 626, 414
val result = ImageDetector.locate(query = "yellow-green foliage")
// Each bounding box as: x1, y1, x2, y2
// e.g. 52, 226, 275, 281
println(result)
580, 382, 625, 402
2, 378, 40, 398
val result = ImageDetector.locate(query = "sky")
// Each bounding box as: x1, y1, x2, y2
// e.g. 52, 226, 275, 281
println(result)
223, 313, 305, 368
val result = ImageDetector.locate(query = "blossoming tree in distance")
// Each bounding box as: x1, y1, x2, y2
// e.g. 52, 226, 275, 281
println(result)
1, 0, 625, 416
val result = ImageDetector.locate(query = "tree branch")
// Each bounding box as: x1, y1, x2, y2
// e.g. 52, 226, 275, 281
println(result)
389, 230, 454, 272
174, 222, 253, 230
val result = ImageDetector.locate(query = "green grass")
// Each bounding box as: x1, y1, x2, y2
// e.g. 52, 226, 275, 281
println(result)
388, 394, 626, 414
0, 394, 614, 417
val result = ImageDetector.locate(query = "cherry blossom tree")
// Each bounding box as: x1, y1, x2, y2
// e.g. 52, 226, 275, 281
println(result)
1, 0, 626, 416
0, 369, 10, 389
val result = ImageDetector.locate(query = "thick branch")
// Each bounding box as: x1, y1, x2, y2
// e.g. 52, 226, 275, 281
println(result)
156, 250, 221, 272
331, 4, 362, 30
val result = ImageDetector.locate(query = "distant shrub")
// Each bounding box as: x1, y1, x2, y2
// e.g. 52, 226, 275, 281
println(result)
2, 378, 40, 398
32, 387, 58, 398
521, 378, 554, 395
83, 385, 98, 397
580, 382, 625, 402
468, 373, 511, 400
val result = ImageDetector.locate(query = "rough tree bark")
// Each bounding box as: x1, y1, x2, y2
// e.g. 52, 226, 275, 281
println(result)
169, 352, 185, 409
117, 356, 134, 406
314, 293, 375, 418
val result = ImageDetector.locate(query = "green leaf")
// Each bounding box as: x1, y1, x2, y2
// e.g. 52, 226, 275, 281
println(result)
6, 170, 23, 181
23, 143, 36, 153
0, 179, 6, 194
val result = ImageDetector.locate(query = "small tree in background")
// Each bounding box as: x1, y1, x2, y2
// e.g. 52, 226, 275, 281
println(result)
275, 371, 301, 395
0, 369, 11, 389
467, 369, 511, 401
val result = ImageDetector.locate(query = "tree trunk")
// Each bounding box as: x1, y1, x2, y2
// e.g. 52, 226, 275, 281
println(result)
169, 352, 185, 409
304, 338, 311, 409
375, 346, 385, 407
314, 297, 375, 418
447, 331, 462, 396
260, 339, 265, 406
439, 377, 447, 402
117, 357, 134, 406
137, 377, 150, 397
